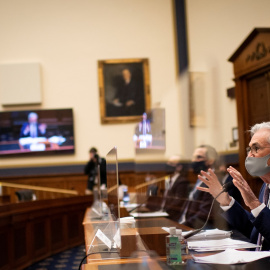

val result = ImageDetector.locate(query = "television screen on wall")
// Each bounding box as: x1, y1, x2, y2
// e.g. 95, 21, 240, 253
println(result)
0, 108, 75, 157
133, 108, 165, 152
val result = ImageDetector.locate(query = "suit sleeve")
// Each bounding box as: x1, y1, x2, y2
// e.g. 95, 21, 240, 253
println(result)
222, 183, 270, 244
222, 200, 254, 240
183, 190, 214, 228
84, 161, 95, 175
164, 179, 189, 221
253, 206, 270, 244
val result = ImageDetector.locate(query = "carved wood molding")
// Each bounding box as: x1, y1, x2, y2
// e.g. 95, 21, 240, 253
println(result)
246, 42, 270, 63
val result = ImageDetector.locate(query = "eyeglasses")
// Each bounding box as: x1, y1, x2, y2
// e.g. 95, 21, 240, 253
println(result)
246, 145, 270, 155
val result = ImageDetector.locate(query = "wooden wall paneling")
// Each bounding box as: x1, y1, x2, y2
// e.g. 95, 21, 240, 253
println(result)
12, 221, 31, 269
50, 212, 67, 254
30, 212, 51, 263
66, 176, 87, 195
1, 172, 174, 199
0, 195, 10, 204
0, 195, 92, 270
2, 186, 16, 203
0, 225, 11, 270
247, 72, 270, 123
1, 168, 235, 201
67, 208, 84, 247
1, 174, 87, 202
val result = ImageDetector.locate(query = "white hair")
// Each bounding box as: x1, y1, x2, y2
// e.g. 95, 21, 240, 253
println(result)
28, 112, 38, 120
249, 122, 270, 143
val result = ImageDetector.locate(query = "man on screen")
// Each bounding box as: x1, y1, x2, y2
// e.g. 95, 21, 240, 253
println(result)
20, 112, 47, 138
19, 112, 48, 151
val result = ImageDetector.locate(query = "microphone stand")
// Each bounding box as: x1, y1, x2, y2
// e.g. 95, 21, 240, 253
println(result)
128, 200, 148, 213
183, 181, 234, 240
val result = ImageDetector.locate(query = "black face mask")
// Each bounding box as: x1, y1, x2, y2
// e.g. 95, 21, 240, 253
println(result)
166, 164, 176, 174
191, 161, 208, 175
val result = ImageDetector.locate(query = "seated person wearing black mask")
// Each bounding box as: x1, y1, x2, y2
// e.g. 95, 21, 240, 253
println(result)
178, 145, 231, 230
146, 155, 190, 217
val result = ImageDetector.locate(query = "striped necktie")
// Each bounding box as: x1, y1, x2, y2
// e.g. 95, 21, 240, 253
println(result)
161, 177, 172, 210
256, 184, 270, 251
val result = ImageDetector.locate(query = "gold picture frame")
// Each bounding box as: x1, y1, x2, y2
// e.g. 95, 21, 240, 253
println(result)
98, 58, 151, 124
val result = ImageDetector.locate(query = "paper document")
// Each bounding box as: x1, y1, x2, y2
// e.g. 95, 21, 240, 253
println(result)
188, 238, 259, 252
120, 216, 135, 228
130, 211, 169, 218
193, 248, 270, 264
184, 229, 232, 241
162, 228, 232, 241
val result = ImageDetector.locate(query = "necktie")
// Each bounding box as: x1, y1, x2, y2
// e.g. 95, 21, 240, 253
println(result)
256, 184, 270, 251
178, 179, 202, 223
30, 123, 37, 137
161, 177, 172, 210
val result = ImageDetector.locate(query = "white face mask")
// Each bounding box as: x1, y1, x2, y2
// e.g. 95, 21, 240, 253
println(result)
245, 152, 270, 177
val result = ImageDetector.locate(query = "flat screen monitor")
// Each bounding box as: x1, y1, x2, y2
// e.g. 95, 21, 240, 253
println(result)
0, 108, 75, 157
133, 108, 165, 151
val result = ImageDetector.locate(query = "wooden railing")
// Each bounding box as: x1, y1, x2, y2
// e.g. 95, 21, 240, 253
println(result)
134, 175, 169, 191
0, 182, 78, 195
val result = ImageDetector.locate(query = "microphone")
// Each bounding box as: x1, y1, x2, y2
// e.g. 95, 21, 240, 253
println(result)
128, 185, 159, 213
183, 181, 234, 240
128, 199, 149, 213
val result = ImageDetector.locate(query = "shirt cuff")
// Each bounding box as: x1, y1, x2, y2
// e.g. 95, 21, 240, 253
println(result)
220, 196, 235, 211
251, 203, 266, 218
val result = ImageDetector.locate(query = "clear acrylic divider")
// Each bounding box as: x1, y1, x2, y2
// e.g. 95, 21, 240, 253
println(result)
87, 214, 121, 256
86, 146, 123, 261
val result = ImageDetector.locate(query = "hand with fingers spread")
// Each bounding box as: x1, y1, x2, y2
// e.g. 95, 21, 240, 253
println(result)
192, 122, 270, 251
227, 166, 261, 210
196, 168, 232, 206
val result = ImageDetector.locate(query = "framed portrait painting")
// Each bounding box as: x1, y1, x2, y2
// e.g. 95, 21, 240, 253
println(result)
98, 58, 151, 124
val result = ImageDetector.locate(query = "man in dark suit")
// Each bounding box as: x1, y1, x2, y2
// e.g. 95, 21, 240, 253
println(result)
20, 112, 47, 138
178, 145, 223, 229
197, 122, 270, 251
144, 156, 190, 215
161, 156, 190, 220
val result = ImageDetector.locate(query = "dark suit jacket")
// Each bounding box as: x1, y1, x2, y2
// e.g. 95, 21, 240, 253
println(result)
145, 175, 190, 215
222, 183, 270, 250
20, 122, 47, 138
180, 180, 218, 229
163, 175, 190, 220
220, 173, 243, 205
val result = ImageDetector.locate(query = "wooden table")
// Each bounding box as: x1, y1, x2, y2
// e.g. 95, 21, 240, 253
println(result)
82, 206, 191, 269
82, 207, 270, 270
